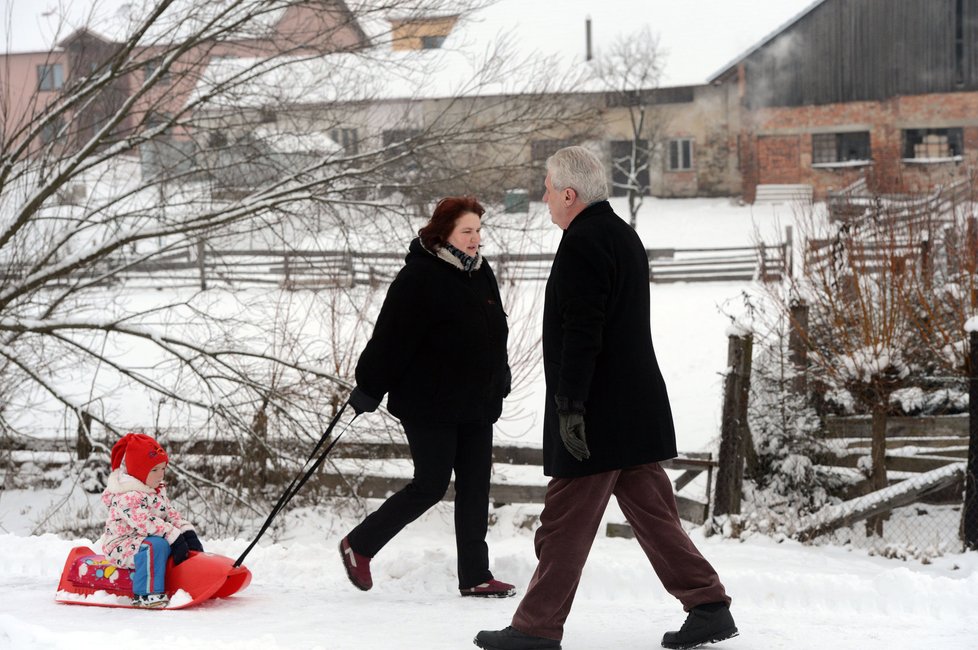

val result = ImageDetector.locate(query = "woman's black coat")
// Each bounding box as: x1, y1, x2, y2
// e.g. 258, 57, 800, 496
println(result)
355, 238, 509, 425
541, 200, 678, 478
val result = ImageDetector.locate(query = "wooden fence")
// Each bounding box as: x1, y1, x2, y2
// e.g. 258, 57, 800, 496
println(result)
826, 177, 972, 227
8, 237, 792, 291
0, 434, 716, 529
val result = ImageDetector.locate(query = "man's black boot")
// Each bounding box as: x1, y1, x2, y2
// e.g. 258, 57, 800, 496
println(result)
661, 602, 738, 649
473, 626, 561, 650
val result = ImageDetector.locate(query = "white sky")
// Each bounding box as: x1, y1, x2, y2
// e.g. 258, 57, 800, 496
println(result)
1, 0, 822, 85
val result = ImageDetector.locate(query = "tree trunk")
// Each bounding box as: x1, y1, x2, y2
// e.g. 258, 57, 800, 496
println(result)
628, 189, 638, 229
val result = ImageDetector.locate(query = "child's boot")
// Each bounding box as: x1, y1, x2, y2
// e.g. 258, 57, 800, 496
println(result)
132, 592, 170, 608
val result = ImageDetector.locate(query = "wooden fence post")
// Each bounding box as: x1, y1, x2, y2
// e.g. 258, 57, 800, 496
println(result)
714, 332, 753, 518
962, 330, 978, 550
76, 410, 93, 461
345, 251, 355, 287
920, 238, 932, 288
788, 300, 809, 394
196, 240, 207, 290
783, 225, 794, 278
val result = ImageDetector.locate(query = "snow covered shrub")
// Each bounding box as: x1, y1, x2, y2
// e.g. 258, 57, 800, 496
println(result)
742, 311, 848, 532
747, 183, 976, 541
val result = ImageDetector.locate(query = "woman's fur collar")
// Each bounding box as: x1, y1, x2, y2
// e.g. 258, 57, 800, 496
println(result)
421, 240, 484, 271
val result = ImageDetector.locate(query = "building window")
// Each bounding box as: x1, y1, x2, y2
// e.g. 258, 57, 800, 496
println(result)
145, 112, 172, 136
143, 59, 170, 84
812, 131, 871, 165
421, 35, 446, 49
390, 16, 458, 51
382, 128, 422, 148
37, 64, 64, 91
382, 129, 423, 170
40, 117, 64, 144
903, 128, 963, 160
605, 86, 695, 108
668, 138, 693, 171
610, 139, 650, 197
530, 139, 576, 162
331, 128, 359, 154
207, 131, 228, 148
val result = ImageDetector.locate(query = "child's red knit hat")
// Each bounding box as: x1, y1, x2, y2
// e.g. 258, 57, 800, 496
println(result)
110, 433, 169, 484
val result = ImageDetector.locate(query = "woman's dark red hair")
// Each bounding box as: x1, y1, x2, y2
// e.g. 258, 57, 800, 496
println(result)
418, 196, 485, 250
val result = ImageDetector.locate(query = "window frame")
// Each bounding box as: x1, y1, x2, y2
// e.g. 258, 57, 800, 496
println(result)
530, 138, 577, 162
667, 138, 694, 172
143, 59, 171, 84
37, 63, 64, 91
421, 35, 446, 49
811, 131, 872, 167
330, 127, 359, 155
902, 127, 964, 162
40, 116, 65, 144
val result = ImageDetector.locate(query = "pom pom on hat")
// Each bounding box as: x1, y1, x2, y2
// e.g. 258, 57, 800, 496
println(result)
110, 433, 168, 484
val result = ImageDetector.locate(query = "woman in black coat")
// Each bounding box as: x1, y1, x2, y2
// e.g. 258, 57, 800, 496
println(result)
339, 196, 515, 598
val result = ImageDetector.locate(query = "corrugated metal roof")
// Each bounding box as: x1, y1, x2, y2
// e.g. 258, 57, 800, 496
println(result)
707, 0, 827, 82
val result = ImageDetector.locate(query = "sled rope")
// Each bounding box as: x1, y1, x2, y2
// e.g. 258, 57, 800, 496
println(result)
234, 402, 356, 567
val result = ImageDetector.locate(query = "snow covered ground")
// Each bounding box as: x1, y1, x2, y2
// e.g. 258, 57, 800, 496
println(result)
1, 503, 976, 649
2, 196, 976, 649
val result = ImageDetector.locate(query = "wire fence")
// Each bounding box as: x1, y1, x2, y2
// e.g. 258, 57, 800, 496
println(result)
739, 410, 969, 558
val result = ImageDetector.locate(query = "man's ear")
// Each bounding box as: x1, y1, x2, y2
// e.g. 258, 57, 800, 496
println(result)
564, 187, 577, 205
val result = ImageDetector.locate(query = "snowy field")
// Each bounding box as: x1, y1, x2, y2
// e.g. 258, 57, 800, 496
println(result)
1, 505, 976, 649
2, 197, 976, 649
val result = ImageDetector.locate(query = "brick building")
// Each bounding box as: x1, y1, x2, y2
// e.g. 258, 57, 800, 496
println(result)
6, 0, 975, 204
712, 0, 978, 202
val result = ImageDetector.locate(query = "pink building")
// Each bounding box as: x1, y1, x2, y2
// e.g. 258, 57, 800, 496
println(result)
0, 2, 366, 156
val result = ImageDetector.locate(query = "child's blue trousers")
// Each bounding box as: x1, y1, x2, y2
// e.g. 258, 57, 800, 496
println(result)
133, 536, 170, 595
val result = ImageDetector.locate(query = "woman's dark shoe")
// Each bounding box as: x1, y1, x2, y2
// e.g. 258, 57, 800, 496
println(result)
473, 626, 561, 649
661, 602, 738, 649
460, 578, 516, 598
339, 536, 372, 591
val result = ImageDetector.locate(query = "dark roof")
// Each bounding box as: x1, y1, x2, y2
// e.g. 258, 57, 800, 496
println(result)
707, 0, 827, 83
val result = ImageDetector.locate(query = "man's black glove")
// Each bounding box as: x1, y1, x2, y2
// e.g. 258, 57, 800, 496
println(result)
181, 530, 204, 553
503, 366, 512, 398
555, 395, 590, 461
348, 386, 381, 415
170, 534, 190, 566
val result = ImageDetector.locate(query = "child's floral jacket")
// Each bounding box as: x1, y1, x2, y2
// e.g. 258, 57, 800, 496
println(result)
99, 469, 194, 569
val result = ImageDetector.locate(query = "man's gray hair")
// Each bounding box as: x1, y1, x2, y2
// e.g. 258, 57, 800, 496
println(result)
546, 146, 609, 205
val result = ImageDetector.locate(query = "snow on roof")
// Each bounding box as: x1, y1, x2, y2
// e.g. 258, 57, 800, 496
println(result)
191, 39, 587, 111
193, 0, 830, 112
1, 0, 288, 53
5, 0, 826, 86
251, 124, 343, 154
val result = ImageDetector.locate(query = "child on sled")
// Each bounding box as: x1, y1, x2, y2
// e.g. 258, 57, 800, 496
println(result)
98, 433, 203, 608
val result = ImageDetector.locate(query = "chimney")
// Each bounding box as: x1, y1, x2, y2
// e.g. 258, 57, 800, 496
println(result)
585, 16, 592, 61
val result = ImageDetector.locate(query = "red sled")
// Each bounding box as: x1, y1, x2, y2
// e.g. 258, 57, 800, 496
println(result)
55, 545, 252, 609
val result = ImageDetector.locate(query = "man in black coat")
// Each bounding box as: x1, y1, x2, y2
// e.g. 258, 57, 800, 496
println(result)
475, 147, 737, 650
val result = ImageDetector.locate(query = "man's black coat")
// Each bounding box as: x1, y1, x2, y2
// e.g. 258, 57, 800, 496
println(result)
542, 200, 678, 477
